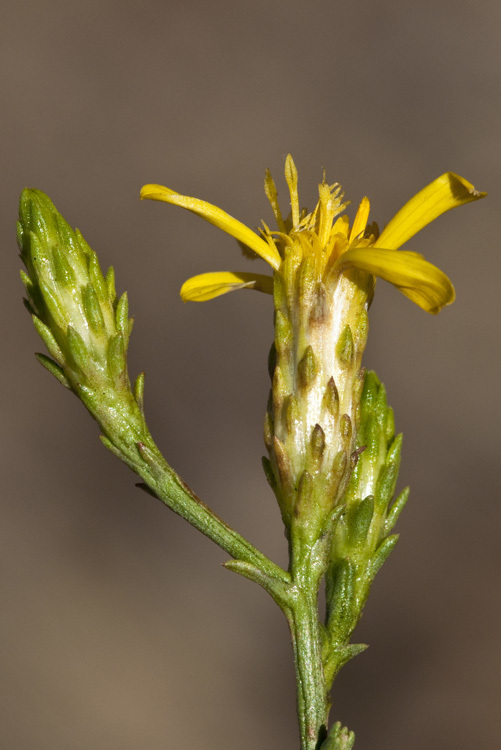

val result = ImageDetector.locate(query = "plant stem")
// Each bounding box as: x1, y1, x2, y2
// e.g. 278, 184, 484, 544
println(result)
121, 435, 291, 585
288, 561, 330, 750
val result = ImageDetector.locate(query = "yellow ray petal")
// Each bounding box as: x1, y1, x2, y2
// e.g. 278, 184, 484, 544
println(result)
337, 247, 455, 314
141, 184, 281, 270
349, 197, 371, 243
377, 173, 486, 250
180, 271, 274, 302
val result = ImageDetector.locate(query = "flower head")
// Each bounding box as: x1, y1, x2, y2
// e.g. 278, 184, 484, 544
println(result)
141, 155, 485, 314
141, 158, 485, 537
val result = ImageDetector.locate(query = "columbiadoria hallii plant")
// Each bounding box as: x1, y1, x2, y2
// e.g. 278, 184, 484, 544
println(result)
19, 155, 485, 749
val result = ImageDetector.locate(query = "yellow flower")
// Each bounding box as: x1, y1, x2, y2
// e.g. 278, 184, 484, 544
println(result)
140, 156, 485, 314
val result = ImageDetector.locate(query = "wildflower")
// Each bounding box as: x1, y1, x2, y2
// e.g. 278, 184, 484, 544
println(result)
141, 155, 484, 314
141, 158, 484, 538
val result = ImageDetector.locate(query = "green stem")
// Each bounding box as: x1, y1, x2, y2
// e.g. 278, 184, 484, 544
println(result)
142, 449, 289, 583
143, 430, 332, 750
288, 559, 330, 750
100, 421, 290, 586
82, 389, 332, 747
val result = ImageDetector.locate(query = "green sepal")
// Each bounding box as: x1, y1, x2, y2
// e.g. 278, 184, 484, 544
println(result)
20, 269, 34, 294
298, 345, 317, 388
297, 255, 316, 305
74, 229, 93, 261
363, 413, 381, 460
295, 470, 314, 518
16, 220, 25, 255
35, 353, 71, 388
322, 377, 339, 418
285, 394, 301, 433
366, 534, 399, 583
325, 559, 356, 635
323, 504, 345, 536
86, 251, 108, 302
274, 309, 293, 355
326, 450, 348, 501
360, 369, 379, 410
375, 456, 400, 513
82, 283, 105, 334
348, 495, 375, 548
336, 325, 354, 367
309, 281, 327, 326
23, 196, 51, 245
386, 431, 403, 466
54, 211, 79, 257
31, 315, 64, 364
272, 436, 295, 499
52, 244, 76, 288
340, 414, 352, 445
281, 242, 302, 289
67, 325, 90, 371
105, 266, 116, 303
26, 241, 52, 292
272, 364, 288, 410
384, 486, 410, 536
134, 371, 145, 412
353, 309, 369, 350
37, 276, 67, 329
373, 379, 389, 423
115, 292, 129, 338
310, 423, 326, 463
107, 334, 125, 380
385, 406, 395, 443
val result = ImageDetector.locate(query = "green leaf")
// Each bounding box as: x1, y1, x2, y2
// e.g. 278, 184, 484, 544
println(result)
223, 560, 292, 610
366, 534, 399, 583
326, 559, 357, 636
32, 315, 64, 364
384, 487, 410, 535
35, 353, 71, 388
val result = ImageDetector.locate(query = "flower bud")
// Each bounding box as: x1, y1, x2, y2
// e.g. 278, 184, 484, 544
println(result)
18, 189, 124, 384
266, 257, 372, 540
18, 189, 147, 464
323, 370, 409, 680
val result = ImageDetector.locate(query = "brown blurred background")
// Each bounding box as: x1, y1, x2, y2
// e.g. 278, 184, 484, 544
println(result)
2, 1, 500, 748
